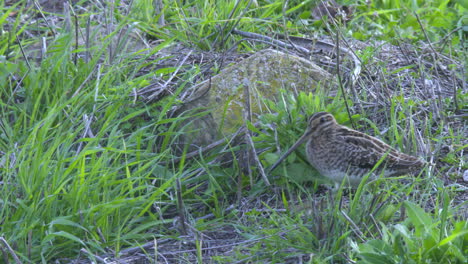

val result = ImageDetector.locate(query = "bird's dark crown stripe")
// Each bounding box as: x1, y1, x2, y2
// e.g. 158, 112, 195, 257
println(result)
310, 112, 329, 121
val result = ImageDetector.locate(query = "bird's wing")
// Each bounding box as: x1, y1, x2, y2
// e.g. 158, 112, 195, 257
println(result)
335, 128, 422, 171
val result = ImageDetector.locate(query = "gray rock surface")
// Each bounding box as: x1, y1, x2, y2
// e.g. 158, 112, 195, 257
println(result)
176, 49, 333, 150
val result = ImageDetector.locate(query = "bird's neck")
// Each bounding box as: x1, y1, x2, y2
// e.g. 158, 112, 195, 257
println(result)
313, 124, 336, 141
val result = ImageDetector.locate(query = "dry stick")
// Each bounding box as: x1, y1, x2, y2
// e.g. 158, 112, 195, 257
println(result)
63, 1, 71, 33
212, 0, 242, 49
335, 33, 356, 129
414, 12, 460, 112
319, 1, 360, 124
232, 29, 310, 54
105, 0, 113, 62
237, 154, 245, 208
215, 0, 253, 71
243, 80, 271, 187
245, 132, 270, 186
232, 29, 361, 86
142, 227, 298, 257
280, 0, 308, 55
237, 81, 252, 206
370, 213, 384, 238
16, 34, 32, 73
318, 0, 362, 87
41, 37, 46, 61
72, 63, 100, 98
438, 26, 462, 51
159, 125, 248, 166
242, 79, 253, 186
80, 248, 107, 263
0, 241, 9, 264
149, 51, 193, 100
414, 13, 455, 110
0, 237, 22, 264
101, 204, 232, 256
448, 27, 465, 112
176, 178, 188, 236
195, 205, 236, 221
342, 254, 357, 264
76, 114, 94, 155
85, 16, 91, 63
66, 2, 85, 64
414, 12, 440, 60
154, 0, 165, 26
9, 34, 31, 105
186, 127, 251, 181
175, 0, 198, 47
33, 1, 56, 37
117, 206, 287, 260
111, 0, 136, 63
73, 12, 79, 66
340, 210, 366, 242
120, 238, 171, 255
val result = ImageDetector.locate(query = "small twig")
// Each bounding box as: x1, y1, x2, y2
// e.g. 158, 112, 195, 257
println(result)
148, 51, 193, 100
85, 16, 91, 63
212, 0, 242, 50
280, 0, 303, 54
335, 33, 356, 129
342, 253, 357, 264
63, 1, 71, 32
153, 227, 298, 256
438, 26, 462, 51
242, 78, 253, 187
76, 114, 99, 154
237, 151, 245, 208
158, 125, 248, 166
245, 131, 270, 186
80, 248, 107, 263
0, 239, 9, 264
0, 236, 22, 264
233, 29, 361, 85
41, 37, 46, 60
232, 29, 310, 54
370, 213, 383, 238
9, 34, 31, 105
317, 0, 362, 86
120, 238, 172, 255
340, 210, 365, 242
15, 34, 31, 69
73, 9, 79, 66
236, 38, 294, 54
394, 38, 414, 66
242, 80, 271, 186
154, 0, 165, 26
176, 178, 188, 236
414, 12, 440, 61
110, 0, 136, 63
33, 1, 56, 37
72, 63, 101, 98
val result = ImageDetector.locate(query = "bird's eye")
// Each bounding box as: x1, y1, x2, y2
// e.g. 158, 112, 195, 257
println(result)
320, 117, 327, 123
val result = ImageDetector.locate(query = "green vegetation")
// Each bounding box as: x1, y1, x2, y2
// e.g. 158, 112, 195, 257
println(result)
0, 0, 466, 263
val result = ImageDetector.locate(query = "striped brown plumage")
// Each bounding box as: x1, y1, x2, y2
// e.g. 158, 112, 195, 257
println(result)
269, 112, 426, 187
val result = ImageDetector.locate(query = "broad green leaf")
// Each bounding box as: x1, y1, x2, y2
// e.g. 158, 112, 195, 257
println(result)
439, 230, 468, 246
404, 201, 432, 232
358, 252, 393, 264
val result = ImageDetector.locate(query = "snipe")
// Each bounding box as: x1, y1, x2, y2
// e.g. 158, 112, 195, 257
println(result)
269, 112, 425, 187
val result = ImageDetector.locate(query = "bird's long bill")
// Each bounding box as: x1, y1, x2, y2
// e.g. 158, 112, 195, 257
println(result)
268, 132, 310, 173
